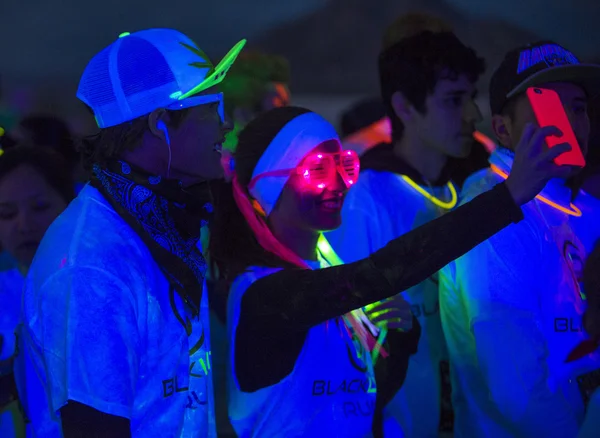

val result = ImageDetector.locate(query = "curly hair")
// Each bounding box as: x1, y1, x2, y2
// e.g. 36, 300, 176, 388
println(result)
219, 51, 290, 115
379, 31, 485, 142
77, 107, 190, 172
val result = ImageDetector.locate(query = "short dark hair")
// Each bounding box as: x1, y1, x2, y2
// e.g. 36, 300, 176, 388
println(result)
0, 145, 76, 203
77, 107, 190, 171
378, 31, 485, 141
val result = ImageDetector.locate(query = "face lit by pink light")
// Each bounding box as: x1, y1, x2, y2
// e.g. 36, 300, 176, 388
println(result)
295, 149, 359, 191
271, 140, 354, 232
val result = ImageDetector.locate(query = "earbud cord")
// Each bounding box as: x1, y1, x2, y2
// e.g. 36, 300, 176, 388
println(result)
167, 142, 172, 179
163, 125, 172, 179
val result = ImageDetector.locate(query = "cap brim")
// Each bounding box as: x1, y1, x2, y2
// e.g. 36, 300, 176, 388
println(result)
179, 39, 247, 100
507, 64, 600, 100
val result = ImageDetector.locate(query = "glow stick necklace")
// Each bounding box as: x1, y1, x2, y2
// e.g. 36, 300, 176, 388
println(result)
490, 164, 582, 217
400, 176, 458, 210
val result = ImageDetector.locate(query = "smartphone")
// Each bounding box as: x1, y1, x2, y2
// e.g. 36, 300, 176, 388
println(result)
526, 87, 586, 167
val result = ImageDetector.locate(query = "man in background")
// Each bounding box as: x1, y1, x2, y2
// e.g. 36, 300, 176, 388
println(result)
327, 13, 485, 437
439, 41, 600, 437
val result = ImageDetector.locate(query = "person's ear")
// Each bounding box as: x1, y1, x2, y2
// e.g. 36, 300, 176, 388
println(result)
391, 91, 414, 125
491, 114, 513, 148
148, 108, 170, 142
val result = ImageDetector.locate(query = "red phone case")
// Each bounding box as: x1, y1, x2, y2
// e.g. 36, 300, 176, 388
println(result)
526, 87, 586, 167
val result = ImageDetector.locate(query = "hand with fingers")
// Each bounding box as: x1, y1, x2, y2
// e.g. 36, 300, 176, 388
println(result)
505, 123, 580, 205
364, 294, 413, 332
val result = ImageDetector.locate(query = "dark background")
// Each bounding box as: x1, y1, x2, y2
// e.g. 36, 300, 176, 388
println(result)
1, 0, 599, 129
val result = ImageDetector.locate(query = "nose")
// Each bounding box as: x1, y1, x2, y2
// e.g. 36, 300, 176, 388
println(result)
463, 99, 483, 125
332, 169, 350, 193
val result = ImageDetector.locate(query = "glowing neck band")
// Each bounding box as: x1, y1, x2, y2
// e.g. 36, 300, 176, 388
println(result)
317, 235, 388, 364
400, 175, 458, 210
490, 164, 582, 217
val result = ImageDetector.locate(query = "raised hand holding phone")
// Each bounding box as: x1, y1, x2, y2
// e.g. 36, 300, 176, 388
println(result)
526, 86, 586, 167
505, 123, 577, 205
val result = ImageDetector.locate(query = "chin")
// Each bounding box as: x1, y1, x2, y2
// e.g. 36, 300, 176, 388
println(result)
314, 215, 342, 232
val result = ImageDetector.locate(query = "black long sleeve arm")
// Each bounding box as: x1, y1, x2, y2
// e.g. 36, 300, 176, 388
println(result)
234, 182, 521, 392
239, 182, 521, 337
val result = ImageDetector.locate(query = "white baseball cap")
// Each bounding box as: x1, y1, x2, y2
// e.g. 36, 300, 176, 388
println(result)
77, 28, 246, 128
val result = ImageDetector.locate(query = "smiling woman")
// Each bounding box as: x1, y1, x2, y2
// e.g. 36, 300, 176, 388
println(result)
205, 104, 561, 437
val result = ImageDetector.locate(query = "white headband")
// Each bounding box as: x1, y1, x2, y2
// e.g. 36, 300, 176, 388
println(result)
249, 112, 340, 215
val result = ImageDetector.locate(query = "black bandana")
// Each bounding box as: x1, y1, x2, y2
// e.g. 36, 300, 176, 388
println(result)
91, 160, 214, 312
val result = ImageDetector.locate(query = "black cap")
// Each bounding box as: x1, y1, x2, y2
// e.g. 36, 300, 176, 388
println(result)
489, 41, 600, 115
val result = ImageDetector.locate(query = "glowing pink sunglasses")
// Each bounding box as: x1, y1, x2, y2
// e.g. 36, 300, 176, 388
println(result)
248, 149, 360, 191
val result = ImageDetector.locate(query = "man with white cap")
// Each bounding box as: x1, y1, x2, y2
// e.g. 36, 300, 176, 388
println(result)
16, 29, 245, 437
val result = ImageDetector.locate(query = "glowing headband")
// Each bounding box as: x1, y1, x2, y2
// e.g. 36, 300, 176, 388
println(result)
249, 112, 340, 215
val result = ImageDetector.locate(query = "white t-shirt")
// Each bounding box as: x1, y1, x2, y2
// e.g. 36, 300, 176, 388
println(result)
0, 267, 24, 438
227, 257, 377, 438
0, 268, 23, 365
326, 169, 454, 437
439, 149, 599, 438
0, 250, 16, 271
15, 184, 215, 437
572, 189, 600, 254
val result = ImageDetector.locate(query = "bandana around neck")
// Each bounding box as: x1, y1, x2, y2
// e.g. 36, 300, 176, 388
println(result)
91, 160, 214, 310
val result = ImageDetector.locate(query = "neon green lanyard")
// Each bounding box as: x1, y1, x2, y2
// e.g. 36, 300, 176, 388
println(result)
317, 235, 388, 365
